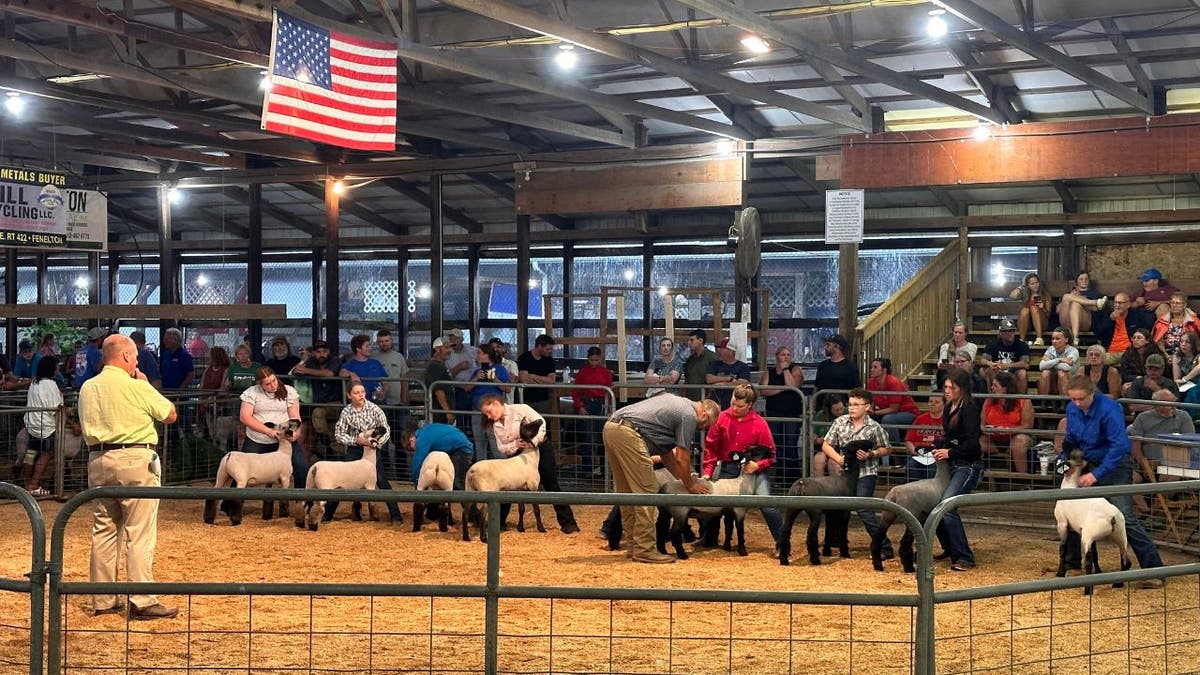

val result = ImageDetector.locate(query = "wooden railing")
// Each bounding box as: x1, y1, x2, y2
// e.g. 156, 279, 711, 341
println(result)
855, 243, 960, 384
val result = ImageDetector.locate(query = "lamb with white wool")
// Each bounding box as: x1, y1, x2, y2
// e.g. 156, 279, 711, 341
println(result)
461, 419, 545, 543
203, 419, 301, 526
1054, 447, 1134, 595
413, 451, 455, 532
303, 426, 388, 531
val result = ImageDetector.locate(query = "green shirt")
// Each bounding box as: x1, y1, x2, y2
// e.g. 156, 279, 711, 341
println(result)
226, 362, 261, 396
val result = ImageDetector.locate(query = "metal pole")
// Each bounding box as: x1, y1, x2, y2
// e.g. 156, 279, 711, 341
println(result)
247, 184, 264, 357
324, 179, 340, 354
429, 174, 444, 340
516, 214, 530, 352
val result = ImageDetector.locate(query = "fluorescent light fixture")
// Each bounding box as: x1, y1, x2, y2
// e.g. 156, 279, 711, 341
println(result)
926, 9, 948, 38
739, 35, 771, 55
554, 44, 578, 70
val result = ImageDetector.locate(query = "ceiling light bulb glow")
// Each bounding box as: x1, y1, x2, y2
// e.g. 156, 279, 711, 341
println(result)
167, 187, 182, 204
5, 92, 25, 116
333, 180, 345, 195
622, 269, 635, 281
554, 45, 578, 70
740, 35, 771, 54
926, 10, 948, 38
973, 124, 991, 141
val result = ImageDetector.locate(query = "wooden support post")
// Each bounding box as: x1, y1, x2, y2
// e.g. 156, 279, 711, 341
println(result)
958, 226, 969, 323
324, 178, 340, 354
247, 183, 263, 354
516, 216, 530, 348
310, 249, 323, 344
4, 249, 16, 356
158, 185, 175, 338
838, 243, 859, 355
397, 245, 410, 354
468, 243, 481, 343
615, 295, 627, 402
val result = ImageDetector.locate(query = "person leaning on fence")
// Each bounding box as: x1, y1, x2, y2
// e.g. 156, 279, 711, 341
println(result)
819, 387, 895, 561
424, 337, 455, 425
23, 354, 73, 496
572, 346, 613, 479
644, 336, 682, 397
980, 371, 1036, 474
79, 333, 178, 620
1061, 373, 1165, 585
759, 345, 804, 485
701, 384, 783, 546
479, 393, 580, 535
604, 394, 716, 563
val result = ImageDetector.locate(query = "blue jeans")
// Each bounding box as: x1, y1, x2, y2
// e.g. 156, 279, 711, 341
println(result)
579, 398, 607, 475
856, 474, 893, 556
1064, 456, 1163, 569
938, 461, 985, 565
322, 443, 402, 520
472, 414, 499, 461
879, 412, 916, 447
906, 457, 937, 481
768, 420, 802, 488
242, 437, 309, 489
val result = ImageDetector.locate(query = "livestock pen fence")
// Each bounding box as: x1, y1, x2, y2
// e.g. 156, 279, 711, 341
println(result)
1, 482, 1198, 674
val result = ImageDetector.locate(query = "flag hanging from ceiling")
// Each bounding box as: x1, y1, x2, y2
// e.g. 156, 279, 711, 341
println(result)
262, 10, 397, 151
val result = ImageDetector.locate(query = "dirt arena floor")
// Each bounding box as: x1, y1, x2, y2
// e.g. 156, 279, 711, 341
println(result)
0, 496, 1196, 674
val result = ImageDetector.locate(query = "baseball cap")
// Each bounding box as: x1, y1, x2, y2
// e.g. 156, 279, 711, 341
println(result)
1145, 353, 1166, 368
270, 335, 288, 345
18, 339, 33, 351
312, 339, 329, 350
487, 337, 505, 346
447, 328, 464, 339
432, 337, 448, 349
1140, 268, 1163, 282
717, 337, 740, 353
87, 327, 108, 341
823, 334, 849, 351
998, 319, 1016, 331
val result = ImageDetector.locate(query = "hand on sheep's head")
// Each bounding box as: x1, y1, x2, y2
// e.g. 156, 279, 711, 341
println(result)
840, 439, 875, 461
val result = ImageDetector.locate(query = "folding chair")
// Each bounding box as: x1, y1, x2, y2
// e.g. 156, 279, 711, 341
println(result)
1137, 454, 1195, 545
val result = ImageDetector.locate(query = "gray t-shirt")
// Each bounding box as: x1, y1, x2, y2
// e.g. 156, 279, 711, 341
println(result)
610, 394, 697, 452
1129, 408, 1196, 459
375, 349, 409, 405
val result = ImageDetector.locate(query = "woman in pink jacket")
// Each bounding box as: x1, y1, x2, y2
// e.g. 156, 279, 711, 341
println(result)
702, 384, 781, 545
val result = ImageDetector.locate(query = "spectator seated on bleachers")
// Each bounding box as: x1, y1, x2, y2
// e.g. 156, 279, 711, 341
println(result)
980, 371, 1036, 474
1037, 328, 1080, 401
902, 393, 944, 481
1119, 328, 1166, 391
935, 322, 976, 390
1130, 267, 1178, 322
1009, 273, 1051, 346
1056, 271, 1103, 346
978, 319, 1030, 394
1151, 292, 1199, 357
1172, 331, 1200, 387
1081, 345, 1122, 398
1125, 353, 1179, 413
1127, 389, 1195, 514
1091, 292, 1150, 364
866, 357, 919, 445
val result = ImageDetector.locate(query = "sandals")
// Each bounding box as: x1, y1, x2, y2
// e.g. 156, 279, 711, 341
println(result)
28, 487, 49, 497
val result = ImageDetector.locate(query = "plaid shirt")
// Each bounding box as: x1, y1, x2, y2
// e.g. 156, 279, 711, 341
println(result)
822, 414, 888, 478
334, 400, 391, 448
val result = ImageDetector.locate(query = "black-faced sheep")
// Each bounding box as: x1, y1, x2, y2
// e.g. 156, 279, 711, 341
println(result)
656, 445, 775, 559
302, 426, 388, 531
461, 419, 545, 543
777, 439, 869, 566
202, 419, 301, 526
1054, 448, 1134, 595
871, 457, 951, 573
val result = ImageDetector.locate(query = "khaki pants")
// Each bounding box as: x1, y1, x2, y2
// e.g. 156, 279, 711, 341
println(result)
602, 422, 658, 557
88, 447, 161, 611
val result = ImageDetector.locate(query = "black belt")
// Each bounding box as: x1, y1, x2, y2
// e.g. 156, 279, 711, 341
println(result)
88, 443, 156, 452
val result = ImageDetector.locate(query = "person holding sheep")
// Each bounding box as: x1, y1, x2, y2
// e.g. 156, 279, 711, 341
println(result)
402, 421, 474, 529
702, 384, 783, 546
1061, 374, 1165, 586
479, 393, 580, 534
322, 383, 400, 523
604, 395, 717, 563
240, 366, 309, 489
818, 388, 895, 561
931, 368, 986, 571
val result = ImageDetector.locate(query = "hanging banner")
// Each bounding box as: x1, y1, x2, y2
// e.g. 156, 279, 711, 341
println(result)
0, 165, 108, 251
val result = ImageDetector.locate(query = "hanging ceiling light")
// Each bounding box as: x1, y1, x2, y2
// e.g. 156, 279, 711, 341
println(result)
739, 35, 771, 55
926, 9, 948, 38
554, 44, 578, 70
4, 92, 26, 116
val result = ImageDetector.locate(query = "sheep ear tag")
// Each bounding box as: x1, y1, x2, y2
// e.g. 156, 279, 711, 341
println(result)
729, 452, 744, 465
1054, 457, 1070, 476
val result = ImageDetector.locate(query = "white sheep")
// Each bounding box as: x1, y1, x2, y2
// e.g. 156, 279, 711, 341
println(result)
202, 419, 300, 526
413, 450, 455, 532
1054, 447, 1134, 595
657, 445, 775, 558
303, 426, 387, 531
461, 420, 545, 543
871, 456, 951, 573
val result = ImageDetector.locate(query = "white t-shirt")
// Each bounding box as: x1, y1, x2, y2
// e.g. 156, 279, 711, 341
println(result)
375, 349, 409, 404
446, 344, 477, 382
240, 384, 299, 445
25, 379, 63, 439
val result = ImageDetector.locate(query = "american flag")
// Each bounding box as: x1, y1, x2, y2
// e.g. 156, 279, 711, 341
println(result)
262, 11, 397, 151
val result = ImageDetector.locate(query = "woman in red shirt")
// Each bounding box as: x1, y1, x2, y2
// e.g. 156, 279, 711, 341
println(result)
866, 357, 920, 444
980, 371, 1035, 473
702, 384, 781, 544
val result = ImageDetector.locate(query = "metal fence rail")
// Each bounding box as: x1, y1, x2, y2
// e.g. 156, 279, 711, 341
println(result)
0, 483, 46, 675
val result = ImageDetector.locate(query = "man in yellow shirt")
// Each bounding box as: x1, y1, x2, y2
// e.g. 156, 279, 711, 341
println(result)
79, 334, 178, 620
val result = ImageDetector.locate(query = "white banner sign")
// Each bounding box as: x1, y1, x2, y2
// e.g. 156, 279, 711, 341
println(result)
825, 189, 865, 244
0, 165, 108, 251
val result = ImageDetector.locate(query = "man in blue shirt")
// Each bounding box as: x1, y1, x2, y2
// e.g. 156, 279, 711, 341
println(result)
73, 327, 107, 389
130, 331, 162, 389
402, 421, 474, 530
339, 334, 388, 401
10, 339, 40, 386
706, 338, 751, 409
159, 327, 195, 389
1063, 374, 1164, 583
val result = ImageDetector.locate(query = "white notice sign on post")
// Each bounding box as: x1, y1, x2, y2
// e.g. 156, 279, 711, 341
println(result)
825, 189, 864, 244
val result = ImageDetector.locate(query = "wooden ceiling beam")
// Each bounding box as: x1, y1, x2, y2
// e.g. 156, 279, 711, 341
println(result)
215, 185, 323, 237
379, 177, 477, 234
286, 181, 404, 236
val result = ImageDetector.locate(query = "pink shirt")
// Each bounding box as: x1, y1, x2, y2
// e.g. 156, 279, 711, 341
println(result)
702, 408, 775, 478
867, 374, 920, 415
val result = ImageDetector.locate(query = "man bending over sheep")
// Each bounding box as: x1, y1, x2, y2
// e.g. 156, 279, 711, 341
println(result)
479, 394, 580, 534
321, 383, 400, 523
604, 394, 716, 564
404, 421, 474, 526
